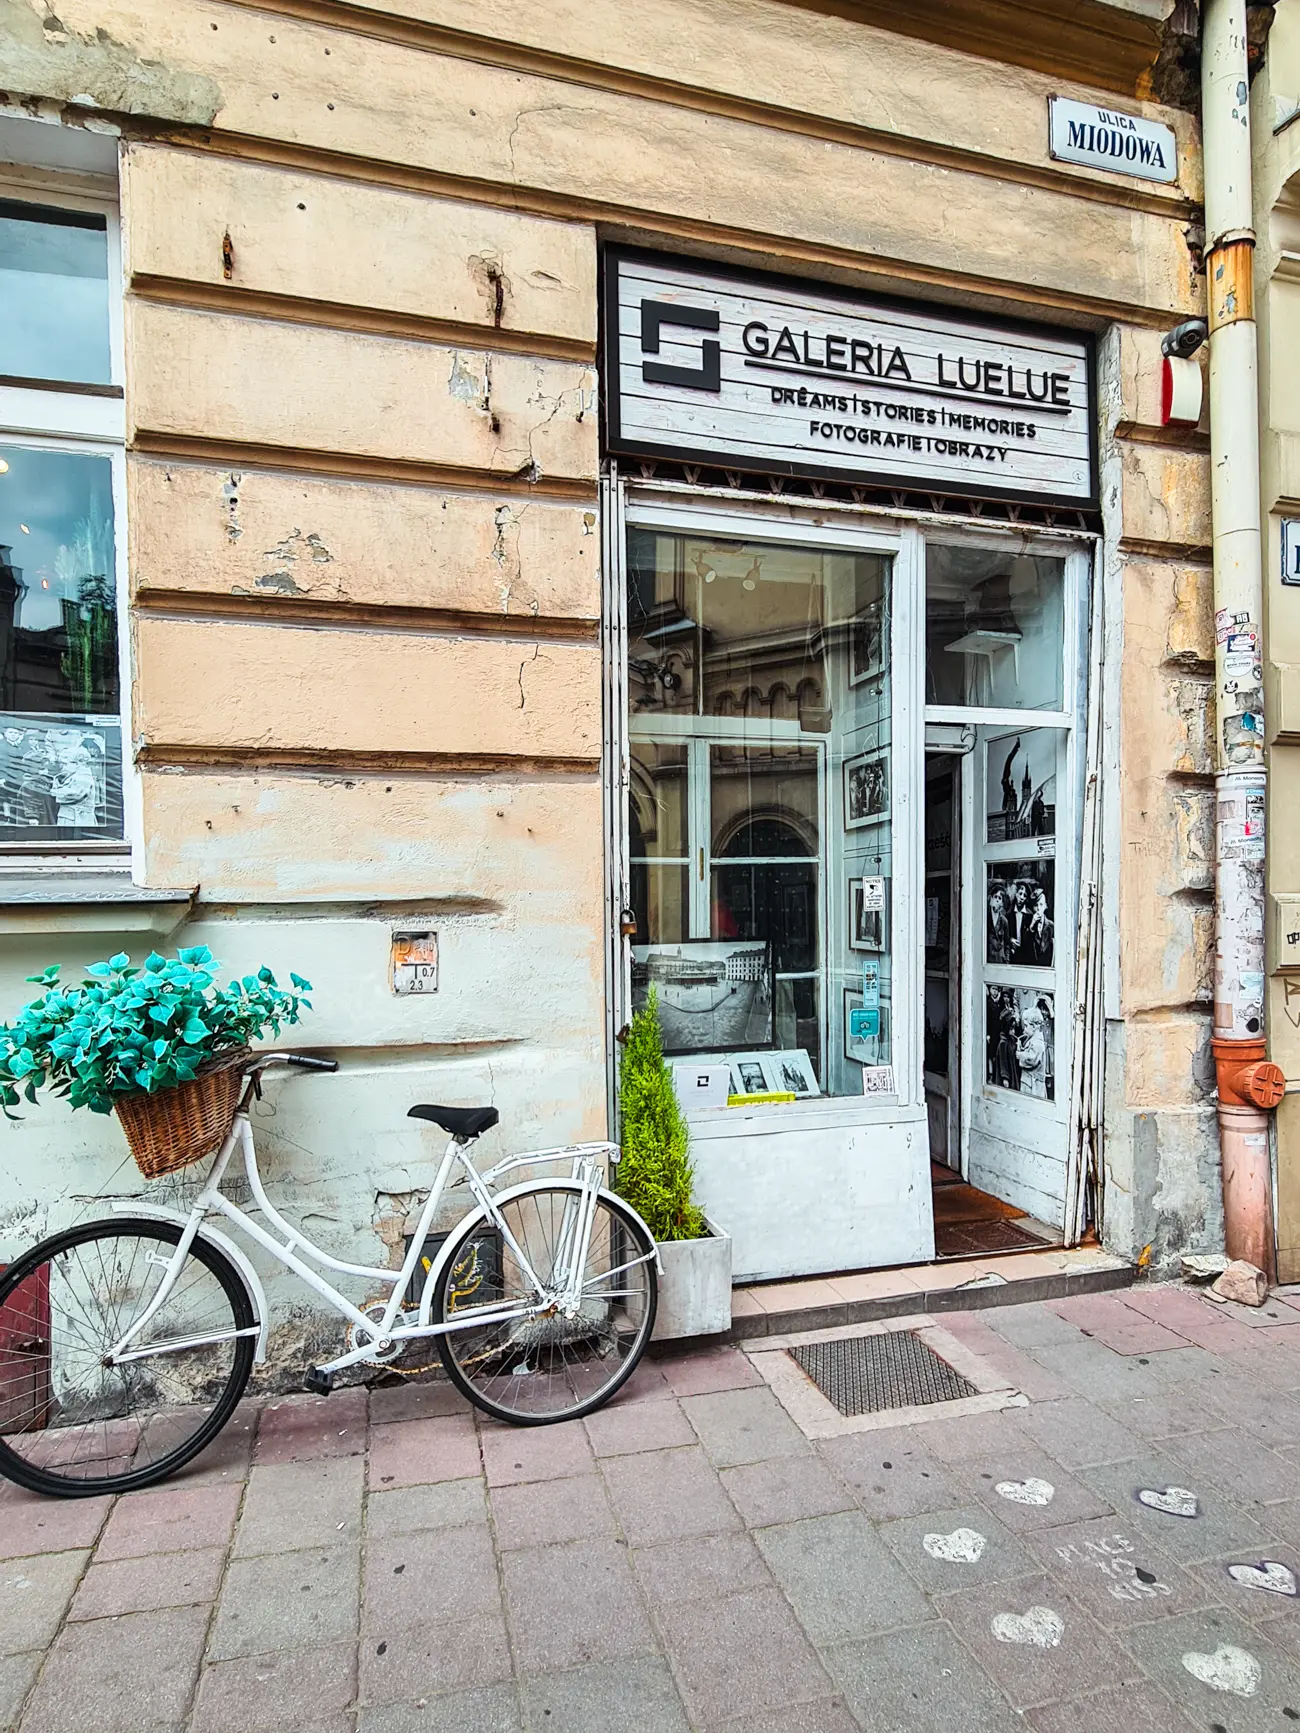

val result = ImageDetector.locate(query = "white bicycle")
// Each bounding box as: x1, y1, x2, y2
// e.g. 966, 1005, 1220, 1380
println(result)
0, 1053, 659, 1498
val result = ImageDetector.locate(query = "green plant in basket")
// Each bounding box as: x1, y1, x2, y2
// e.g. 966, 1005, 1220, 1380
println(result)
0, 946, 311, 1117
617, 986, 706, 1243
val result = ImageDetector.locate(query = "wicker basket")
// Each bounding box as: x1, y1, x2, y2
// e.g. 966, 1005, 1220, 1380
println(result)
115, 1046, 251, 1179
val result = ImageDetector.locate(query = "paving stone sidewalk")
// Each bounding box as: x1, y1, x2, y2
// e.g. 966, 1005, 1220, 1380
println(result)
8, 1284, 1300, 1732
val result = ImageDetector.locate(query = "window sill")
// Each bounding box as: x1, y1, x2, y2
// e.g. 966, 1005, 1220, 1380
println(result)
0, 873, 196, 937
686, 1094, 924, 1137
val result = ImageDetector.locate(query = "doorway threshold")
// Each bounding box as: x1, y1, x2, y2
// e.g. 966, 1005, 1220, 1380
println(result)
931, 1163, 1062, 1260
727, 1244, 1131, 1343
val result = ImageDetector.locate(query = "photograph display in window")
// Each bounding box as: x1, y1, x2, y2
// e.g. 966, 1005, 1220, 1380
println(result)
986, 985, 1056, 1101
849, 598, 886, 687
986, 859, 1055, 967
0, 445, 120, 844
726, 1048, 819, 1098
626, 529, 896, 1087
631, 939, 775, 1054
987, 731, 1057, 843
843, 749, 889, 829
0, 713, 121, 840
849, 876, 887, 952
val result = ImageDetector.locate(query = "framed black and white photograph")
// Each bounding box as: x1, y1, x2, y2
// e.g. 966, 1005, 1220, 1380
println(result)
631, 939, 775, 1055
848, 876, 888, 952
986, 985, 1055, 1101
0, 713, 122, 845
986, 859, 1055, 968
772, 1049, 818, 1096
844, 749, 889, 830
849, 602, 886, 687
734, 1058, 769, 1095
987, 730, 1058, 843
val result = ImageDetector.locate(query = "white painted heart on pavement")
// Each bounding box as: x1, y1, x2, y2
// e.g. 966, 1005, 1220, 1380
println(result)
995, 1477, 1055, 1507
1228, 1561, 1299, 1597
1137, 1486, 1198, 1518
992, 1606, 1064, 1648
923, 1528, 986, 1564
1181, 1645, 1261, 1697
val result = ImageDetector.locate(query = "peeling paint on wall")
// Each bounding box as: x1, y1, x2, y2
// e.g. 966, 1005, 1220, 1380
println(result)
0, 0, 222, 123
467, 251, 510, 328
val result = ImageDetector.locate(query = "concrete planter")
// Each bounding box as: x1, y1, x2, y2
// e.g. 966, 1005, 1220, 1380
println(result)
651, 1217, 733, 1341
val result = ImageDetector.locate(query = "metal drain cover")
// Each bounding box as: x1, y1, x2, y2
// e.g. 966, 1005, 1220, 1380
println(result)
790, 1330, 978, 1416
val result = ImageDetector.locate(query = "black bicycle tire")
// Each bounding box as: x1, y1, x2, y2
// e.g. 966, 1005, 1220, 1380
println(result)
0, 1216, 256, 1499
433, 1186, 657, 1426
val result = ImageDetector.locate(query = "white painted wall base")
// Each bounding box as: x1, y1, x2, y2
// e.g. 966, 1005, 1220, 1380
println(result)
651, 1217, 733, 1341
685, 1103, 932, 1281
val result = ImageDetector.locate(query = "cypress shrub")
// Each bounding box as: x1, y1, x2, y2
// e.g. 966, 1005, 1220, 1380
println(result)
617, 987, 706, 1242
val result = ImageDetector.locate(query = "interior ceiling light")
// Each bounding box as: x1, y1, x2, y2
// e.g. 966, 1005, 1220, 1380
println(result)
0, 459, 9, 473
18, 523, 28, 534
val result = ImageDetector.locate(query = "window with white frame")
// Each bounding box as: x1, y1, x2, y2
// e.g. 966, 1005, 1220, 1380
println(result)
0, 166, 126, 852
625, 519, 899, 1101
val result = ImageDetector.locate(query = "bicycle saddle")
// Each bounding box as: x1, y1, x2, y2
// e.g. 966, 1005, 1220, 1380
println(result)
408, 1103, 499, 1140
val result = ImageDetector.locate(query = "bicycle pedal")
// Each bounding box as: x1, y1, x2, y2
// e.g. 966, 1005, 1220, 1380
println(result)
304, 1367, 334, 1396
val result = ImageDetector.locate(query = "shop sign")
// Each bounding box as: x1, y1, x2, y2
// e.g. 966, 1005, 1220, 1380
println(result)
1047, 97, 1177, 185
605, 251, 1095, 506
1282, 518, 1300, 585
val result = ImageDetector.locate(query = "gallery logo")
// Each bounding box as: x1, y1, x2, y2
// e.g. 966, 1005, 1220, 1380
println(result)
640, 298, 721, 391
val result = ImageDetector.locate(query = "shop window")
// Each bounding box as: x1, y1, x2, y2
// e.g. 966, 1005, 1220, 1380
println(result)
0, 180, 123, 852
627, 529, 893, 1098
925, 543, 1065, 711
0, 200, 111, 387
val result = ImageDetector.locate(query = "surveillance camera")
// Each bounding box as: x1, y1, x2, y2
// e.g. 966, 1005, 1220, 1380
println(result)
1161, 319, 1208, 361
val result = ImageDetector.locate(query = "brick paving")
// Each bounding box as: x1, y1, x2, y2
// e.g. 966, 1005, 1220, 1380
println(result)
6, 1286, 1300, 1730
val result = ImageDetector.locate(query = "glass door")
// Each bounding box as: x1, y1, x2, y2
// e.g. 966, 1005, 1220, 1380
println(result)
625, 523, 899, 1101
925, 536, 1083, 1232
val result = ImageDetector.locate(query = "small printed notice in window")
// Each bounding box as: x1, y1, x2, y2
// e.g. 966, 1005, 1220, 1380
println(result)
391, 930, 439, 995
862, 1065, 895, 1095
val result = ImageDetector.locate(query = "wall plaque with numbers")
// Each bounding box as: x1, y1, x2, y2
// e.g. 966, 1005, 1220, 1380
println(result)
391, 930, 439, 995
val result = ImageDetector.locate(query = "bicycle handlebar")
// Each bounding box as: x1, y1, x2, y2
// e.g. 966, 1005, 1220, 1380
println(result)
248, 1052, 339, 1075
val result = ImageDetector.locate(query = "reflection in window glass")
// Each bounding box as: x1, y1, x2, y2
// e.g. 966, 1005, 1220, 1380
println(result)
0, 201, 111, 386
0, 445, 121, 842
627, 530, 893, 1097
925, 544, 1064, 710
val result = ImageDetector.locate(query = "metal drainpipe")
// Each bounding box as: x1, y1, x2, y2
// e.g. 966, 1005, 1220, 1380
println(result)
1202, 0, 1285, 1274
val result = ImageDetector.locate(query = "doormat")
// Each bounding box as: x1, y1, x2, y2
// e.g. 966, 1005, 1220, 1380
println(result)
935, 1218, 1054, 1259
790, 1330, 978, 1417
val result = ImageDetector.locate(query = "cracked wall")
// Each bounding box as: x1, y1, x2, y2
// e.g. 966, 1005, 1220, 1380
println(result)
1099, 325, 1222, 1269
0, 0, 1216, 1335
0, 0, 221, 121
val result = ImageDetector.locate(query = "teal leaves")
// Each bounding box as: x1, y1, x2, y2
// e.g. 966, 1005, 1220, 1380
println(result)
0, 948, 312, 1120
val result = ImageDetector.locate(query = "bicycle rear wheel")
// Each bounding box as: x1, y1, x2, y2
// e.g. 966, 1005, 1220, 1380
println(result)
433, 1185, 657, 1424
0, 1218, 255, 1498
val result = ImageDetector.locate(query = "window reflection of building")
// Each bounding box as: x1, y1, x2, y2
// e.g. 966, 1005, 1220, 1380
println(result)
627, 531, 892, 1090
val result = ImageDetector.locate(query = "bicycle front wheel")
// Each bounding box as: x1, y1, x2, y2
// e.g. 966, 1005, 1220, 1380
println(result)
0, 1218, 255, 1498
433, 1186, 657, 1424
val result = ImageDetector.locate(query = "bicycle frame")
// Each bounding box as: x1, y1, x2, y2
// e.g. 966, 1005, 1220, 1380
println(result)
105, 1069, 627, 1380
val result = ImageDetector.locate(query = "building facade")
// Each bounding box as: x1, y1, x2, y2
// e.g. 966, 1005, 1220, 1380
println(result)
1253, 0, 1300, 1280
0, 0, 1234, 1358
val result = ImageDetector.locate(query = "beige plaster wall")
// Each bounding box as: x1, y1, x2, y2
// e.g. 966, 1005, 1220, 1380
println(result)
0, 0, 1217, 1292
